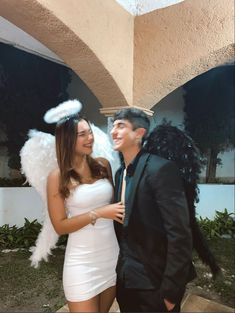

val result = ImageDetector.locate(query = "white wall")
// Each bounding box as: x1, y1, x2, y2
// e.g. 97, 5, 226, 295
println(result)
0, 187, 44, 227
152, 86, 185, 129
67, 70, 107, 131
196, 185, 234, 220
215, 150, 235, 178
0, 185, 234, 227
152, 86, 235, 181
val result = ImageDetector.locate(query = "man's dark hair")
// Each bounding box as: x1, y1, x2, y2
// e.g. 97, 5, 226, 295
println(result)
113, 108, 150, 141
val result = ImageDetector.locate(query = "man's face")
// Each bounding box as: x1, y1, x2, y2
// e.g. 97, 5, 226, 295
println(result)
111, 119, 139, 152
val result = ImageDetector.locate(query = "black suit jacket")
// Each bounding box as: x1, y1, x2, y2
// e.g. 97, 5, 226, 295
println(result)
114, 152, 196, 303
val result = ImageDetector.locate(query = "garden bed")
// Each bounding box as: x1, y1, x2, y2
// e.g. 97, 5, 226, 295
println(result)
0, 238, 234, 312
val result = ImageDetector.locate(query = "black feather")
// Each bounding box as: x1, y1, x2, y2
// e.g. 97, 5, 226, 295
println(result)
144, 122, 221, 278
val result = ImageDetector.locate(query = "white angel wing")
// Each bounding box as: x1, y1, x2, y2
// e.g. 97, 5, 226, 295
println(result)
20, 124, 120, 268
20, 130, 59, 268
91, 124, 120, 176
20, 129, 58, 202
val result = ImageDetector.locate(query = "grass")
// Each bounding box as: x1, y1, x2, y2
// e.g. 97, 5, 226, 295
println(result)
0, 249, 65, 312
0, 238, 234, 312
188, 238, 235, 308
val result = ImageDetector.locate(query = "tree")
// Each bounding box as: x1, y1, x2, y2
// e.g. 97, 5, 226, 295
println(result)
0, 43, 71, 171
183, 64, 234, 183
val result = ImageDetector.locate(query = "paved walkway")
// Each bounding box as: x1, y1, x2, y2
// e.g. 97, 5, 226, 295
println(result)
56, 293, 234, 312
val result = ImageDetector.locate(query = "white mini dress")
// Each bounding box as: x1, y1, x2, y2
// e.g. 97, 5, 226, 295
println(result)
63, 179, 119, 302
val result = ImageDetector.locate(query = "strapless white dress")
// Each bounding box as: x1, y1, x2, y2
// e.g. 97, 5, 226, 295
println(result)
63, 179, 119, 302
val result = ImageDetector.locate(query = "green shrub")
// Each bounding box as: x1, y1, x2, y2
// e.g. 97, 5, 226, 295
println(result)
197, 208, 235, 239
0, 218, 41, 249
57, 234, 68, 246
0, 177, 30, 187
0, 218, 67, 250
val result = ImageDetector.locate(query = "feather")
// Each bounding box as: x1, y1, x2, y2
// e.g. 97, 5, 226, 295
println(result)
20, 130, 58, 202
145, 122, 221, 278
20, 130, 59, 268
44, 99, 82, 124
20, 125, 119, 268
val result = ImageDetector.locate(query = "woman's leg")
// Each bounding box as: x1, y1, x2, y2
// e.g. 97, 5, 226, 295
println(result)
99, 286, 116, 313
68, 295, 99, 313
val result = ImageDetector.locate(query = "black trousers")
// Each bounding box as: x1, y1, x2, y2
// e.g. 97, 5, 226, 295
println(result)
117, 280, 182, 313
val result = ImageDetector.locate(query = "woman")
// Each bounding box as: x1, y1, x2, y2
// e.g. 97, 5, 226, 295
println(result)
47, 114, 124, 313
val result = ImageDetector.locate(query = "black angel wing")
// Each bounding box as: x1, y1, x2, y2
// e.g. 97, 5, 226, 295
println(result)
144, 122, 221, 278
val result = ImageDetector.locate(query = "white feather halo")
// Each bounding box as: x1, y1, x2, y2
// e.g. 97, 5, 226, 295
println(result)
44, 99, 82, 124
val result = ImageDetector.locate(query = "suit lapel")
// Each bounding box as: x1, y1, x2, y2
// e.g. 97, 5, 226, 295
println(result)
124, 153, 150, 226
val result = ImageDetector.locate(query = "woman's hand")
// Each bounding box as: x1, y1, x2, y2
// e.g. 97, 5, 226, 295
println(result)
96, 202, 125, 224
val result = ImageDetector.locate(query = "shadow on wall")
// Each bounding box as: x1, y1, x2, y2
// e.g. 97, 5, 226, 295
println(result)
67, 70, 107, 131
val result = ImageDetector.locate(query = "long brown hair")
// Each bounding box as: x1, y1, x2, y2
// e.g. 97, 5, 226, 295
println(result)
55, 115, 108, 198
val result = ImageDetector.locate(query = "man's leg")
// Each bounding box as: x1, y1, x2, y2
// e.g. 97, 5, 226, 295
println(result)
116, 279, 140, 312
117, 279, 182, 312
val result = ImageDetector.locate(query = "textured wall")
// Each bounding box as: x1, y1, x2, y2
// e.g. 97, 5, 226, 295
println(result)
134, 0, 234, 109
0, 0, 233, 111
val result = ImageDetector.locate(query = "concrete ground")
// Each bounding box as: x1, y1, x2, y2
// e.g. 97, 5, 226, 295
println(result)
57, 293, 234, 312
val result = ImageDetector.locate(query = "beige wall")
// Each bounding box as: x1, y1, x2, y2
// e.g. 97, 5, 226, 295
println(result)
0, 0, 234, 111
37, 0, 134, 107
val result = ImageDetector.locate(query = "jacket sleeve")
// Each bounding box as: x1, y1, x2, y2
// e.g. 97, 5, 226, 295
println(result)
148, 160, 193, 303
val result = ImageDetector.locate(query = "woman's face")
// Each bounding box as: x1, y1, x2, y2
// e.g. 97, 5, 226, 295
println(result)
75, 119, 94, 156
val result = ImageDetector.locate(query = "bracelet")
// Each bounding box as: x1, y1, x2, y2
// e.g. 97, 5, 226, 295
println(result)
89, 210, 99, 226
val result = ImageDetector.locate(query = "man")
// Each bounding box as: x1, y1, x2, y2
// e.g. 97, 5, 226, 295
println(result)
111, 108, 196, 312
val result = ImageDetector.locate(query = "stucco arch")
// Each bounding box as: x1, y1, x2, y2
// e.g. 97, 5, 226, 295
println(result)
0, 0, 234, 113
100, 0, 234, 113
133, 0, 234, 110
0, 0, 134, 109
147, 43, 234, 110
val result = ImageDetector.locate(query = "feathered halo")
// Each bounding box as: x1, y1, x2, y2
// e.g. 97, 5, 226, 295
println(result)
44, 99, 82, 124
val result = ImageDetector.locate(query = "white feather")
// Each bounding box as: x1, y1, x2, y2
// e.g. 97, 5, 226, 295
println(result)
20, 130, 57, 202
29, 217, 59, 268
44, 99, 82, 124
20, 125, 120, 268
20, 130, 58, 268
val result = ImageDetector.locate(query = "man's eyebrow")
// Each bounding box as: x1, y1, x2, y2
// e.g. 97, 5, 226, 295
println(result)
113, 121, 126, 127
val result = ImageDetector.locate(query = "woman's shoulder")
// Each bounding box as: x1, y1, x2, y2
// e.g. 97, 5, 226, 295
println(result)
47, 168, 60, 183
47, 168, 61, 195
